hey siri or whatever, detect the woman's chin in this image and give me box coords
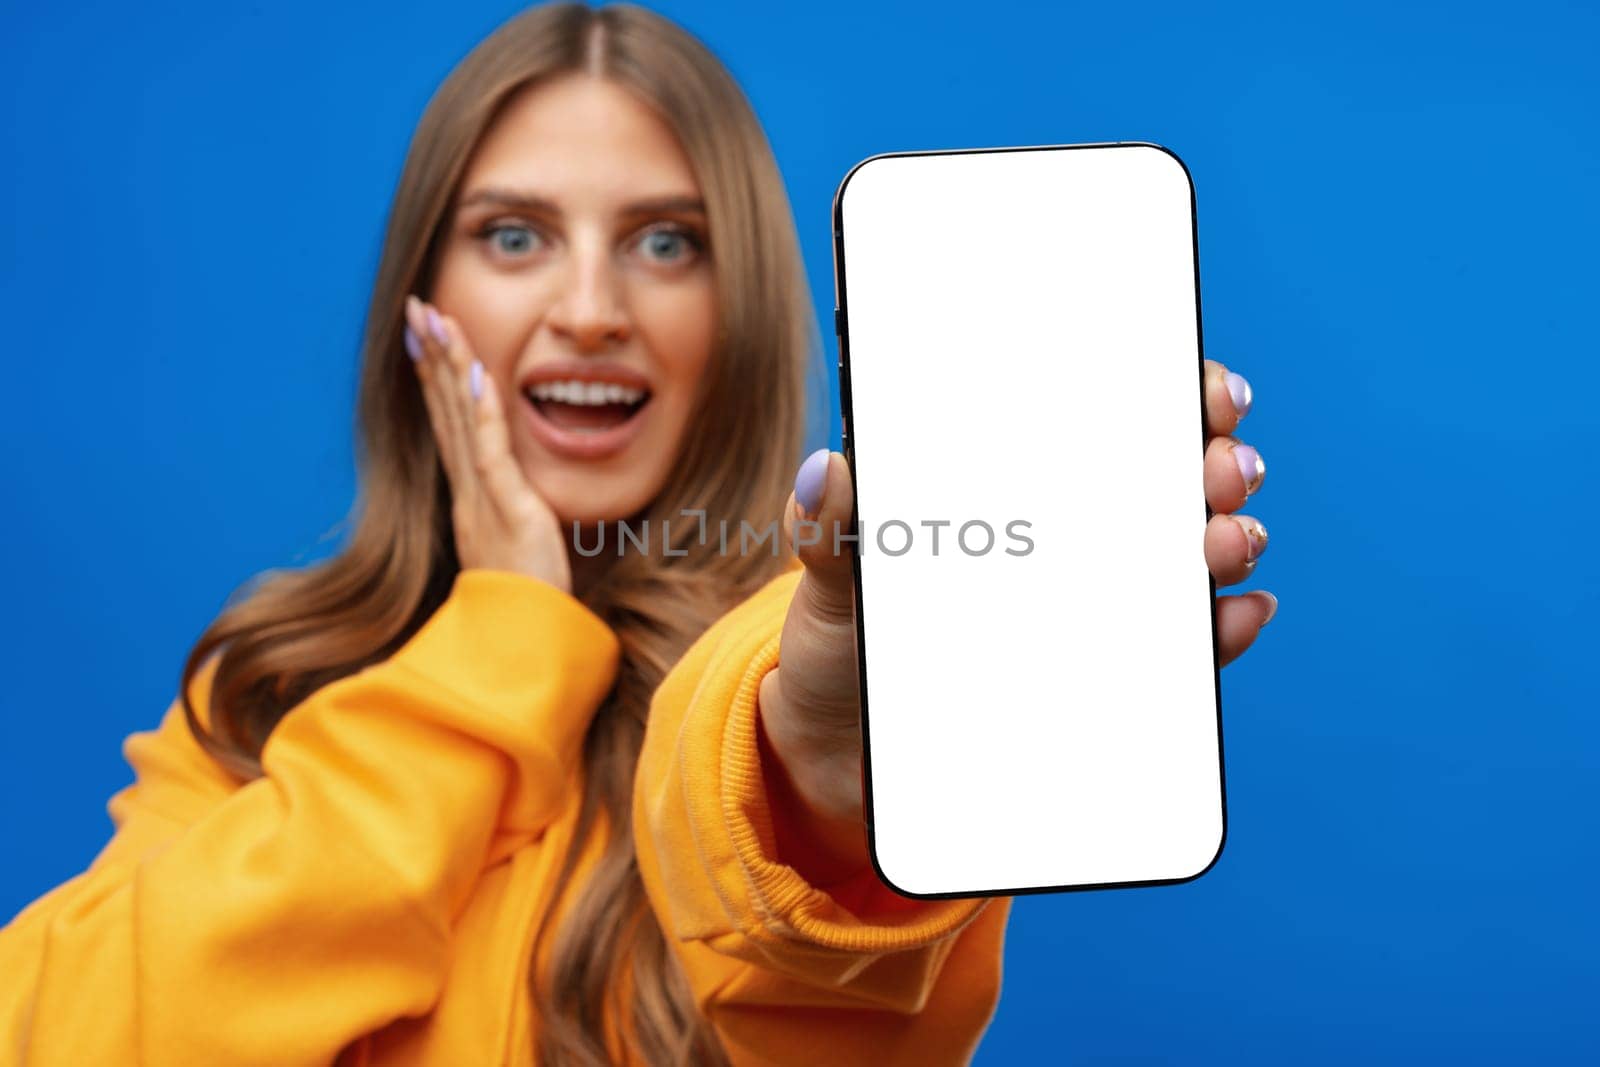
[543,492,650,529]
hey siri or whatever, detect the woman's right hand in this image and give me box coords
[404,295,571,594]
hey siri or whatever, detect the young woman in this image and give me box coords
[0,3,1275,1064]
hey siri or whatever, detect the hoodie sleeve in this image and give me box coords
[632,566,1011,1066]
[0,568,620,1067]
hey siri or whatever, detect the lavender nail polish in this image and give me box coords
[795,448,830,516]
[1233,442,1265,492]
[404,324,422,362]
[1251,591,1278,626]
[426,307,449,346]
[470,361,483,401]
[1225,371,1253,418]
[1233,515,1269,560]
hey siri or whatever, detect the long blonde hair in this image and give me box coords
[177,4,819,1062]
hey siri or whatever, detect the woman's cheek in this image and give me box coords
[637,275,717,375]
[641,390,690,482]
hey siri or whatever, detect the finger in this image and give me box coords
[426,301,470,376]
[785,448,857,622]
[412,299,479,503]
[405,303,468,490]
[1203,359,1253,437]
[419,301,475,431]
[1204,511,1269,586]
[1216,590,1277,667]
[467,362,541,524]
[1203,433,1266,514]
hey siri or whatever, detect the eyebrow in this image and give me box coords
[454,187,707,217]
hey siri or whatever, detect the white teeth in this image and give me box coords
[526,380,646,405]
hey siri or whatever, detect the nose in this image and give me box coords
[545,239,631,352]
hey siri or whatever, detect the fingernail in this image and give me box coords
[470,360,483,401]
[1233,441,1265,493]
[404,324,422,362]
[426,306,449,346]
[1232,515,1269,561]
[795,448,830,518]
[1225,371,1252,418]
[1250,590,1278,626]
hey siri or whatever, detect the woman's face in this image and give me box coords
[429,74,716,525]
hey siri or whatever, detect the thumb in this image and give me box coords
[784,448,857,620]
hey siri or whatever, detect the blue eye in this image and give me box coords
[637,227,701,264]
[481,223,542,258]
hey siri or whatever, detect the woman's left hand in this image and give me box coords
[756,358,1275,882]
[757,447,871,882]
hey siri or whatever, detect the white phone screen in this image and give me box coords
[832,143,1225,897]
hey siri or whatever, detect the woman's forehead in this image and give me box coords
[460,76,700,205]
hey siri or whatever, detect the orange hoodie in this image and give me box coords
[0,564,1009,1065]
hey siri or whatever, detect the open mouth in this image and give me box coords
[523,380,652,434]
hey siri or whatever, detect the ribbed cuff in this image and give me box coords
[716,631,988,954]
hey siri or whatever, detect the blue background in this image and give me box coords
[3,1,1596,1062]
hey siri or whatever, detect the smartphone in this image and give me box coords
[831,142,1224,898]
